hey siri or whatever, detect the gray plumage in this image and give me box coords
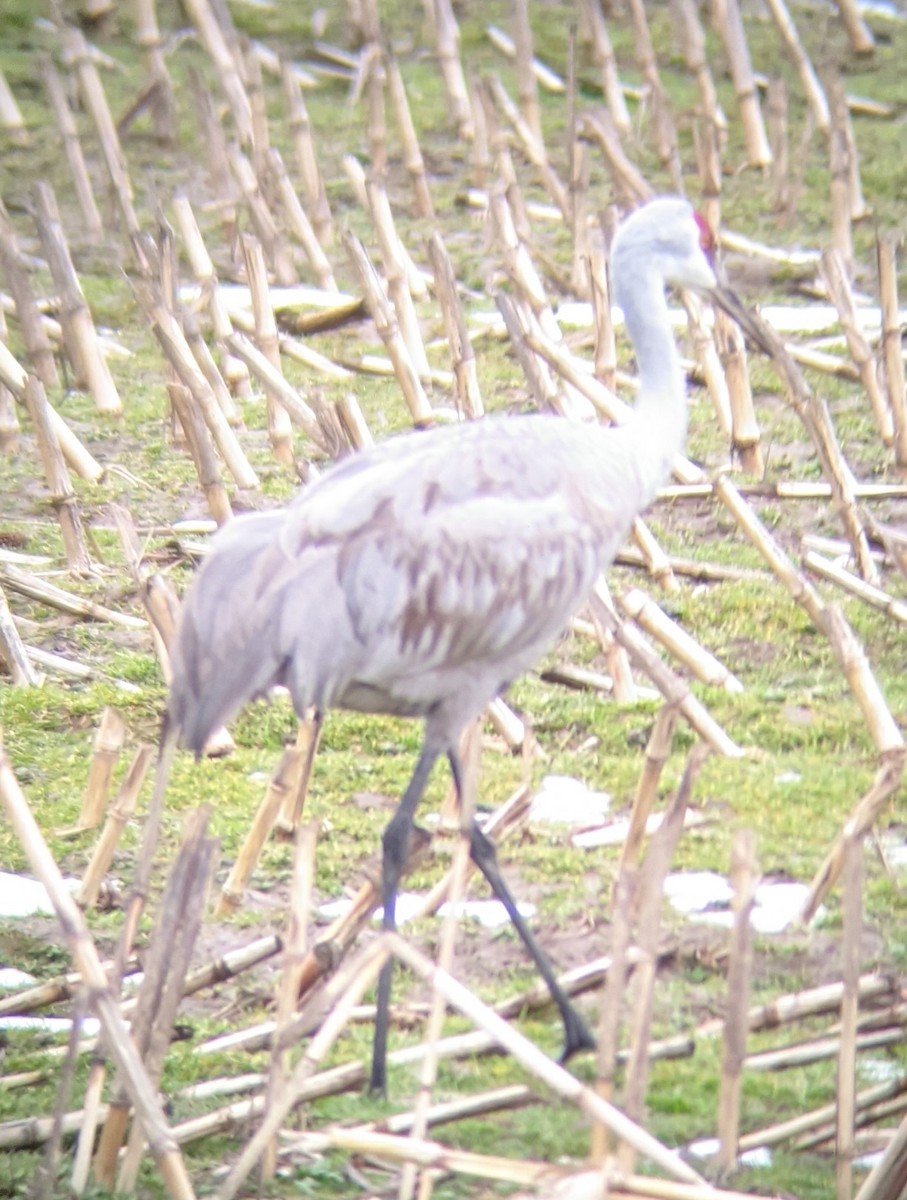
[173,415,642,750]
[166,196,726,1091]
[171,198,715,756]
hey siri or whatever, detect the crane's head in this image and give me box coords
[610,197,718,309]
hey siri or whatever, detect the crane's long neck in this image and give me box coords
[620,267,688,505]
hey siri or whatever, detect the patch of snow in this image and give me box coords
[318,893,535,929]
[859,1058,902,1084]
[664,871,732,915]
[573,808,703,849]
[853,1149,886,1171]
[664,874,820,933]
[530,776,611,827]
[750,881,812,934]
[857,0,904,19]
[438,898,536,929]
[0,967,37,990]
[0,871,80,919]
[878,832,907,871]
[687,1138,772,1167]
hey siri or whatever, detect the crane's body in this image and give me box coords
[173,411,663,753]
[166,197,728,1091]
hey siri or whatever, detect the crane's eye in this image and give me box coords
[693,211,716,264]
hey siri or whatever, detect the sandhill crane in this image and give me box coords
[165,196,748,1093]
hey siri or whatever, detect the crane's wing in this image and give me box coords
[329,492,606,672]
[273,417,639,687]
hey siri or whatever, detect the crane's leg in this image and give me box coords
[448,751,596,1062]
[370,744,440,1095]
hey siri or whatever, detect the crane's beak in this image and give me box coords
[708,283,779,359]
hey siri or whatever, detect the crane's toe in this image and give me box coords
[560,1010,597,1061]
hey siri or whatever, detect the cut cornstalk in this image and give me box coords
[876,235,907,466]
[390,935,707,1187]
[0,583,39,685]
[78,746,154,909]
[587,224,617,392]
[0,67,27,145]
[0,748,197,1200]
[426,232,483,418]
[715,308,763,475]
[179,0,252,143]
[281,63,333,245]
[828,69,869,221]
[217,746,305,917]
[0,563,142,627]
[32,182,121,415]
[227,145,296,287]
[39,55,102,237]
[0,229,59,389]
[240,233,295,465]
[837,832,863,1199]
[674,0,726,131]
[266,148,337,292]
[145,295,260,489]
[104,810,217,1192]
[429,0,473,139]
[801,750,905,923]
[261,819,318,1182]
[387,56,434,220]
[738,1078,907,1155]
[716,0,772,166]
[225,331,340,454]
[79,708,126,830]
[266,715,317,836]
[577,0,630,131]
[766,77,792,217]
[366,177,431,379]
[590,583,743,758]
[714,477,901,756]
[625,0,683,190]
[62,26,149,272]
[763,0,828,132]
[854,1112,907,1200]
[821,246,892,445]
[714,830,758,1173]
[510,0,542,140]
[736,304,877,583]
[0,307,18,454]
[619,746,709,1174]
[487,75,570,221]
[683,292,732,438]
[804,551,907,626]
[132,0,176,144]
[170,192,248,408]
[344,231,434,427]
[23,376,92,574]
[166,379,233,525]
[617,588,743,693]
[578,110,654,207]
[828,84,854,275]
[834,0,875,54]
[485,23,564,95]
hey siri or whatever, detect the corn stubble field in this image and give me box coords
[0,0,906,1197]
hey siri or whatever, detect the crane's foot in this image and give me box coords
[367,1062,388,1098]
[559,1008,597,1062]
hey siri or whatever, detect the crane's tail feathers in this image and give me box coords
[167,513,291,755]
